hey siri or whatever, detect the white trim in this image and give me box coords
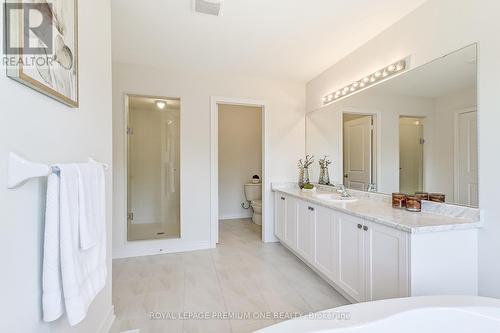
[453,106,478,204]
[210,96,270,248]
[339,108,382,190]
[97,305,116,333]
[113,240,211,259]
[219,213,254,220]
[119,93,186,258]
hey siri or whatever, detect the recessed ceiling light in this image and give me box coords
[156,101,167,109]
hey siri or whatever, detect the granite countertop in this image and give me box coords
[273,186,482,234]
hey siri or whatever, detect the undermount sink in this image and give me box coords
[314,193,358,203]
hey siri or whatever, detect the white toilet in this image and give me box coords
[244,183,262,225]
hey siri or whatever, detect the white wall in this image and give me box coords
[218,105,262,220]
[306,0,500,298]
[112,63,305,258]
[0,1,114,332]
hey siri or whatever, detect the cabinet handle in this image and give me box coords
[357,224,362,229]
[363,226,369,231]
[308,206,315,211]
[281,197,285,201]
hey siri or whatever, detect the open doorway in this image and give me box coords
[399,116,425,194]
[126,95,181,241]
[210,97,268,247]
[218,104,263,241]
[342,113,378,191]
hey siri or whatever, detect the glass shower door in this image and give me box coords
[127,95,180,241]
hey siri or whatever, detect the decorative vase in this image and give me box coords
[319,166,330,185]
[298,167,310,189]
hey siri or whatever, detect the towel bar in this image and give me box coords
[7,152,109,189]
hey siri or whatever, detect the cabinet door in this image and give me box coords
[365,222,409,301]
[337,214,365,302]
[314,206,338,280]
[296,201,315,262]
[274,194,286,241]
[284,196,297,249]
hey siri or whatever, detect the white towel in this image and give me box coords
[76,163,105,250]
[42,163,107,326]
[42,173,64,322]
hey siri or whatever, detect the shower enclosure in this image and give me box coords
[126,95,181,241]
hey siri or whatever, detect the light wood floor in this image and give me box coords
[111,219,349,333]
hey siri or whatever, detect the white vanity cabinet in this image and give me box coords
[274,192,410,303]
[284,196,298,248]
[296,200,316,262]
[337,213,367,302]
[274,194,298,248]
[314,206,338,281]
[274,194,286,241]
[365,221,409,301]
[274,190,478,303]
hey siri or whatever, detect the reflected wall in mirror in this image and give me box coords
[306,44,478,207]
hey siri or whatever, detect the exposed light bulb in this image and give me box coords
[322,58,407,105]
[156,100,167,109]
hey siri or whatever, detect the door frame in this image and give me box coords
[453,106,478,205]
[340,108,381,191]
[210,96,270,247]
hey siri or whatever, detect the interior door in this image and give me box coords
[343,116,373,191]
[456,111,478,206]
[337,214,365,302]
[399,117,424,194]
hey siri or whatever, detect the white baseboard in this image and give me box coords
[112,240,212,259]
[219,213,253,220]
[98,305,116,333]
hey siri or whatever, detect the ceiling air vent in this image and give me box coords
[194,0,223,16]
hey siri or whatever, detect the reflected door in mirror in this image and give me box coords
[456,110,478,206]
[399,117,424,194]
[344,115,373,191]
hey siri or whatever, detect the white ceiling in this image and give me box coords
[111,0,429,82]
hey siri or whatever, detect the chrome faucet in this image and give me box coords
[336,184,351,198]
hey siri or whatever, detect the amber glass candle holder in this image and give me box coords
[392,193,407,209]
[415,192,429,201]
[406,195,422,212]
[429,193,445,203]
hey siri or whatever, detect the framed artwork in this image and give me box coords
[5,0,79,107]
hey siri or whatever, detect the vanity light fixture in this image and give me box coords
[322,58,408,105]
[155,100,167,110]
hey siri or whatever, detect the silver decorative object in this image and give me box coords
[298,155,314,189]
[318,156,332,185]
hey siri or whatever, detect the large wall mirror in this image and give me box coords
[306,44,478,207]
